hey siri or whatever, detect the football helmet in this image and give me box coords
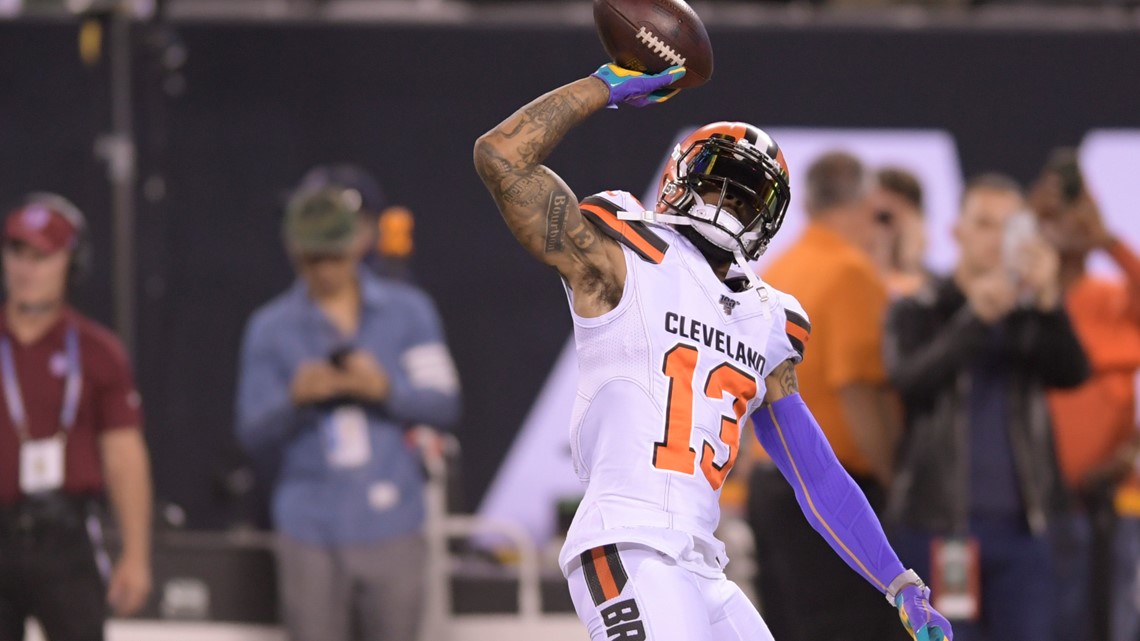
[656,122,791,261]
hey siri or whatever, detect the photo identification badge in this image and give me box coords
[20,436,65,494]
[322,405,372,469]
[930,535,981,622]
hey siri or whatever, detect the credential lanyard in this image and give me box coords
[1,325,82,443]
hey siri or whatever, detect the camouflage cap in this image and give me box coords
[282,186,363,254]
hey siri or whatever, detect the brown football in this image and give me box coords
[593,0,713,89]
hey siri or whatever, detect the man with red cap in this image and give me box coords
[0,193,152,641]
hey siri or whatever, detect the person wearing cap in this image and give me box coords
[295,163,418,281]
[0,193,152,640]
[235,187,461,641]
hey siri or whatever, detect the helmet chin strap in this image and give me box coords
[732,247,770,315]
[619,209,689,225]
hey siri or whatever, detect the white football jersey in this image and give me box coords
[558,190,810,577]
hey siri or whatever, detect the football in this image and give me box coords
[593,0,713,89]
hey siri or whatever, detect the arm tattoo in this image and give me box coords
[474,78,621,308]
[501,171,549,207]
[514,93,590,164]
[778,363,800,395]
[544,191,570,253]
[764,360,800,405]
[476,88,594,191]
[566,217,599,252]
[474,78,609,264]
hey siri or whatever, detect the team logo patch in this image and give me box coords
[719,294,739,315]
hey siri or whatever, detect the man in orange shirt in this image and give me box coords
[1032,170,1140,641]
[746,151,903,641]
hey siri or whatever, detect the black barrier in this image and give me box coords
[1,19,1138,527]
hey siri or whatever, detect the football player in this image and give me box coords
[473,64,953,641]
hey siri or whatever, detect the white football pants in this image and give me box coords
[565,542,776,641]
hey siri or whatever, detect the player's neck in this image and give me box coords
[678,226,733,281]
[5,299,65,344]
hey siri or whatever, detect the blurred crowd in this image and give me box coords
[731,148,1140,641]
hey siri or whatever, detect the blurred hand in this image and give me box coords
[1013,238,1061,310]
[107,555,151,617]
[1030,172,1113,253]
[341,350,390,403]
[964,270,1018,324]
[1070,189,1113,250]
[290,361,344,406]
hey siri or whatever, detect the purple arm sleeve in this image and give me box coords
[752,393,905,594]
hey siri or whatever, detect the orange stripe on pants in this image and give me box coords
[591,547,621,601]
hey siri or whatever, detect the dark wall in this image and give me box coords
[2,19,1138,527]
[0,23,114,320]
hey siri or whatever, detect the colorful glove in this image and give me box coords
[591,63,686,108]
[896,583,954,641]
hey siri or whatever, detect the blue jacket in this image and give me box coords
[236,269,461,544]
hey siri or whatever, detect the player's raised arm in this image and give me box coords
[473,65,684,314]
[473,77,607,270]
[756,361,953,641]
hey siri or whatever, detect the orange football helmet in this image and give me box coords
[657,122,791,261]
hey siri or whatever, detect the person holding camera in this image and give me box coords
[882,174,1089,641]
[0,193,152,641]
[235,186,461,641]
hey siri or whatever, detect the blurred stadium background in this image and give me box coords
[3,0,1140,639]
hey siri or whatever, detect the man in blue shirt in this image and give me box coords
[236,185,461,641]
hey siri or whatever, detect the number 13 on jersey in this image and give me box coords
[652,344,757,490]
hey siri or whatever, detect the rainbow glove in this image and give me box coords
[896,583,954,641]
[591,63,686,108]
